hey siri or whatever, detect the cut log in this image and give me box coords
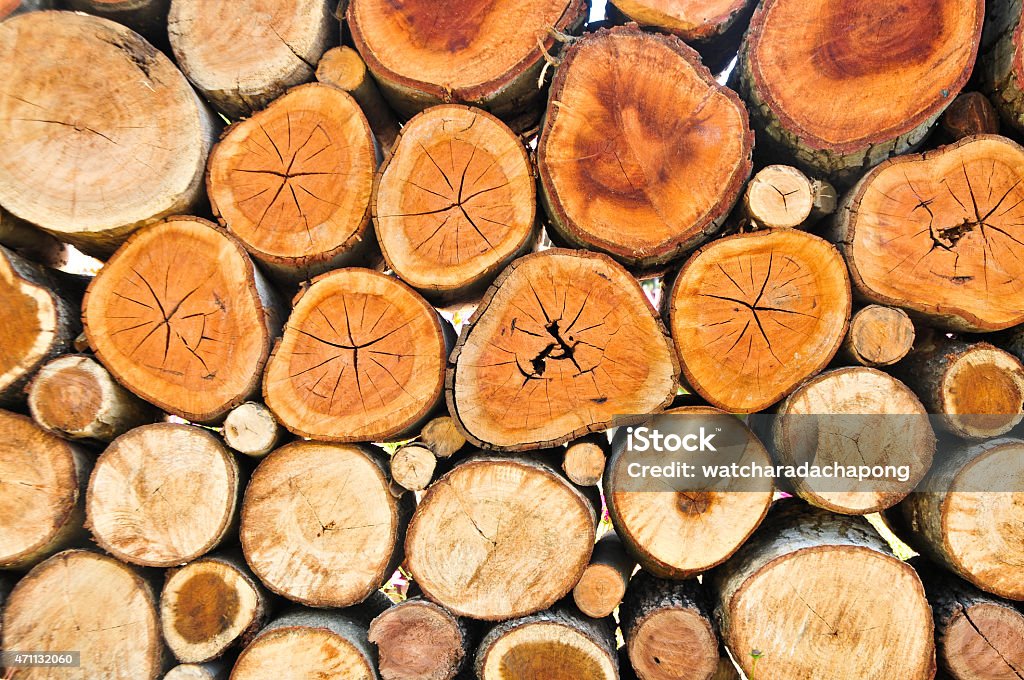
[164,662,229,680]
[898,438,1024,601]
[83,217,283,423]
[940,92,1001,141]
[914,559,1024,680]
[447,249,679,451]
[207,83,378,284]
[891,333,1024,439]
[240,441,412,607]
[347,0,589,128]
[0,207,66,268]
[741,165,836,230]
[161,551,269,663]
[619,571,719,680]
[86,424,239,568]
[263,268,450,442]
[667,229,851,413]
[0,12,217,256]
[28,354,159,442]
[316,46,401,150]
[738,0,982,184]
[830,135,1024,331]
[840,305,916,367]
[405,455,597,620]
[605,407,774,578]
[390,444,437,492]
[980,1,1024,133]
[374,104,536,302]
[222,401,282,459]
[1,550,165,679]
[0,0,55,19]
[766,367,935,515]
[562,433,610,487]
[419,415,467,459]
[167,0,333,120]
[712,500,936,679]
[537,25,752,268]
[64,0,170,43]
[572,530,635,619]
[368,597,474,680]
[0,245,80,407]
[606,0,755,72]
[231,609,376,680]
[473,604,618,680]
[0,410,90,570]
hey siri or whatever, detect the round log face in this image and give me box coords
[944,442,1024,600]
[0,411,80,568]
[208,84,376,274]
[611,0,750,40]
[943,602,1024,678]
[745,0,981,152]
[86,424,238,567]
[84,218,273,422]
[168,0,331,119]
[161,558,263,663]
[478,621,616,680]
[28,356,104,435]
[669,230,851,413]
[406,458,596,620]
[573,564,625,619]
[727,547,935,679]
[842,136,1024,331]
[2,550,162,680]
[348,0,584,101]
[775,368,935,514]
[538,26,752,267]
[375,105,535,300]
[744,165,814,229]
[263,269,446,441]
[0,12,212,253]
[368,600,466,680]
[607,407,773,577]
[448,249,678,451]
[232,627,374,680]
[628,609,718,680]
[240,442,401,607]
[941,346,1024,438]
[845,305,914,367]
[0,250,58,397]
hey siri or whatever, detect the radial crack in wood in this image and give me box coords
[447,249,679,451]
[83,217,282,423]
[240,441,411,608]
[405,455,597,620]
[208,83,377,284]
[374,105,536,302]
[538,25,752,268]
[738,0,982,183]
[264,268,449,442]
[668,229,851,413]
[0,11,217,256]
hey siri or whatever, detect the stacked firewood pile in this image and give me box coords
[0,0,1023,678]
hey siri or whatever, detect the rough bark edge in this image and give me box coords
[737,0,982,184]
[368,596,475,680]
[347,0,590,128]
[538,24,754,268]
[239,441,415,608]
[980,0,1024,133]
[83,216,283,423]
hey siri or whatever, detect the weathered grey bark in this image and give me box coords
[979,0,1024,133]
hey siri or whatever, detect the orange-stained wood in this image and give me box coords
[263,268,449,442]
[208,83,377,282]
[83,217,281,422]
[831,135,1024,332]
[447,249,679,451]
[374,105,536,302]
[610,0,751,41]
[668,229,851,413]
[538,25,752,268]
